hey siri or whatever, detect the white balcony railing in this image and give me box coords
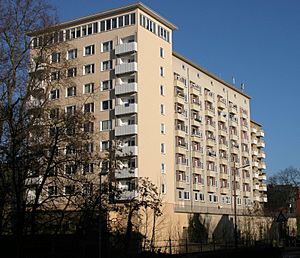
[115,103,138,115]
[115,42,137,55]
[115,82,138,95]
[115,62,138,75]
[117,146,138,156]
[115,124,138,136]
[115,168,138,179]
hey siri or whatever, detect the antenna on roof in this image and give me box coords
[232,76,236,85]
[241,83,245,92]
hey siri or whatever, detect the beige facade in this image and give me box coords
[29,2,267,239]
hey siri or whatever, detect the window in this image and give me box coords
[64,185,75,195]
[160,123,165,134]
[66,86,76,97]
[101,120,112,131]
[101,100,112,110]
[161,143,165,154]
[51,71,60,81]
[83,121,94,133]
[160,66,165,77]
[48,186,57,196]
[160,104,165,115]
[184,191,190,200]
[161,163,165,173]
[101,60,112,71]
[160,85,165,96]
[84,45,95,56]
[67,49,77,60]
[85,142,94,153]
[101,80,112,91]
[160,47,164,58]
[49,108,59,119]
[178,190,183,199]
[82,183,93,195]
[161,183,166,194]
[50,89,59,99]
[83,163,94,174]
[84,103,94,113]
[83,64,95,75]
[67,67,77,77]
[102,41,113,52]
[65,164,76,175]
[51,52,60,63]
[84,83,94,94]
[101,140,110,151]
[65,105,76,115]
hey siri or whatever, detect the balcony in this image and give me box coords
[257,141,265,148]
[252,149,258,156]
[175,146,187,155]
[191,150,203,158]
[206,123,215,132]
[262,196,268,202]
[259,162,266,170]
[253,184,260,190]
[115,62,138,75]
[220,187,230,194]
[252,138,258,145]
[115,124,138,136]
[176,163,187,171]
[259,173,267,181]
[219,142,228,150]
[219,157,228,165]
[115,82,137,95]
[115,168,138,179]
[241,138,249,144]
[231,147,239,154]
[243,191,251,197]
[115,103,137,116]
[260,184,267,192]
[206,170,217,177]
[115,42,137,55]
[218,114,227,123]
[207,185,217,193]
[204,108,215,117]
[204,92,214,102]
[217,99,226,110]
[253,195,261,202]
[116,146,138,156]
[176,129,186,138]
[175,112,186,121]
[229,106,238,114]
[253,171,259,179]
[25,176,43,185]
[218,128,227,137]
[257,130,265,137]
[252,161,259,168]
[258,151,266,159]
[193,183,203,191]
[176,181,186,189]
[230,134,239,141]
[220,172,229,180]
[192,167,203,174]
[175,95,185,105]
[174,79,185,89]
[251,127,257,134]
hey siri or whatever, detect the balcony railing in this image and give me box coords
[115,82,137,95]
[115,103,138,115]
[115,124,138,136]
[115,168,138,179]
[116,146,138,156]
[115,62,138,75]
[115,42,137,55]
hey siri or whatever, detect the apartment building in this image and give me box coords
[29,2,267,237]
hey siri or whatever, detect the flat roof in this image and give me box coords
[28,2,177,36]
[173,51,251,99]
[250,119,263,127]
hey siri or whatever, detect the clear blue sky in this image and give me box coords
[48,0,300,176]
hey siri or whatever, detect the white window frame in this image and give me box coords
[160,85,165,96]
[101,100,112,111]
[83,64,95,75]
[101,60,112,71]
[160,47,165,58]
[83,83,94,94]
[160,123,165,134]
[101,40,113,52]
[101,80,112,91]
[84,44,95,56]
[100,120,112,131]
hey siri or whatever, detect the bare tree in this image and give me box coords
[0,0,98,240]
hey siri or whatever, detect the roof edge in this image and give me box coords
[172,51,251,99]
[28,2,177,36]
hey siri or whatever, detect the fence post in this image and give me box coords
[169,238,172,255]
